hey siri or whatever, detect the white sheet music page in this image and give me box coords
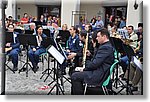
[48,45,65,64]
[132,56,143,71]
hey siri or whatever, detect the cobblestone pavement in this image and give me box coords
[0,52,142,95]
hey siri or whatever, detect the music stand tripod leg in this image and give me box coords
[5,64,15,73]
[47,61,65,95]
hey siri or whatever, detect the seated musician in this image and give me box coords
[110,26,121,39]
[67,26,82,53]
[123,31,143,91]
[5,24,20,71]
[29,22,36,34]
[71,29,114,95]
[67,30,94,67]
[28,25,47,73]
[119,25,138,77]
[64,26,82,75]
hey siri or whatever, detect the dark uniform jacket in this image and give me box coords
[84,41,114,85]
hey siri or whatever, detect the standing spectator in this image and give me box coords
[119,17,126,28]
[21,13,29,24]
[95,16,104,30]
[39,15,46,25]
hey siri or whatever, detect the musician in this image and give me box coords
[68,31,94,63]
[5,24,20,71]
[119,25,138,75]
[57,24,70,47]
[84,24,93,38]
[29,22,36,34]
[67,26,82,53]
[64,26,82,75]
[71,29,114,95]
[28,25,47,73]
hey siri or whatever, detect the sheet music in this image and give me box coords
[132,56,143,71]
[48,45,65,64]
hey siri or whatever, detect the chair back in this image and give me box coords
[102,52,119,87]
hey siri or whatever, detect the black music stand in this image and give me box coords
[32,21,42,26]
[14,29,22,34]
[24,30,34,34]
[116,44,135,95]
[47,44,66,95]
[5,32,15,73]
[18,34,37,77]
[110,37,125,89]
[43,29,52,38]
[53,43,71,92]
[40,37,56,82]
[57,30,70,48]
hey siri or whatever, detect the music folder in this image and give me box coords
[47,45,65,64]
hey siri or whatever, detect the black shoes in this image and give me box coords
[131,86,138,91]
[13,67,18,71]
[32,66,39,73]
[13,65,18,71]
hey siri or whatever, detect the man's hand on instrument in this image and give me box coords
[5,47,12,52]
[86,50,91,56]
[6,43,11,47]
[33,48,37,52]
[67,52,76,59]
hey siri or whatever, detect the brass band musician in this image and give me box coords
[71,29,114,95]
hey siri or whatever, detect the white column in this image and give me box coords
[61,0,80,28]
[5,0,16,19]
[126,0,143,29]
[0,9,1,20]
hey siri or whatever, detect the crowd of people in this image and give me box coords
[3,12,143,95]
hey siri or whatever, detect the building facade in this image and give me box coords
[1,0,143,29]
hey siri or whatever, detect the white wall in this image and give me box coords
[0,9,1,20]
[126,0,143,29]
[5,0,13,18]
[61,0,80,28]
[80,3,105,23]
[17,4,37,21]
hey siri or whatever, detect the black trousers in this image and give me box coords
[71,71,87,95]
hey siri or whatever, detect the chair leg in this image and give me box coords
[102,86,106,95]
[102,86,109,95]
[84,84,88,95]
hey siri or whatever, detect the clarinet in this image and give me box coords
[82,33,89,69]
